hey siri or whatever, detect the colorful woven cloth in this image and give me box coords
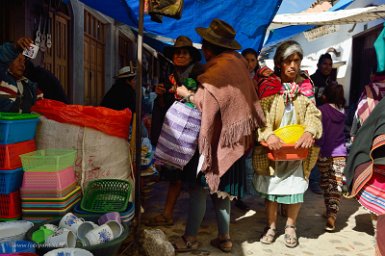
[356,165,385,215]
[348,134,385,215]
[355,75,385,125]
[280,80,315,104]
[256,66,281,99]
[256,66,315,104]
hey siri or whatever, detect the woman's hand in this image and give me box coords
[295,131,314,149]
[176,85,191,98]
[266,134,284,150]
[155,83,166,95]
[16,37,33,51]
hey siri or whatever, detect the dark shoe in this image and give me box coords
[235,199,250,211]
[210,237,232,253]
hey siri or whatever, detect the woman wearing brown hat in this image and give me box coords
[175,19,265,253]
[147,35,203,227]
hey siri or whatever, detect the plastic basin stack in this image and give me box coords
[0,113,40,221]
[20,149,80,223]
[73,179,134,225]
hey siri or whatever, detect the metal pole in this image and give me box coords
[134,0,144,241]
[120,0,144,251]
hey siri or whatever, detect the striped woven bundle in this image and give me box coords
[155,101,201,169]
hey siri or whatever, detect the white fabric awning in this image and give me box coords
[273,4,385,25]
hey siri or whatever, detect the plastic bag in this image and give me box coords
[32,99,132,139]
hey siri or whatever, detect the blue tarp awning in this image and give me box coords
[78,0,282,52]
[263,0,354,48]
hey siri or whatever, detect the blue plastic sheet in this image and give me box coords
[78,0,282,52]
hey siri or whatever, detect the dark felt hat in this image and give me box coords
[164,36,201,62]
[196,18,241,50]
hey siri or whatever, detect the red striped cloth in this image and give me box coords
[354,135,385,215]
[256,66,315,103]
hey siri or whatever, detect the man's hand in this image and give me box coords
[295,131,314,149]
[15,37,34,51]
[266,134,284,150]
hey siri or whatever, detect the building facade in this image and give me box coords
[0,0,158,105]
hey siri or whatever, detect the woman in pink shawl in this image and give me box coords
[173,19,265,253]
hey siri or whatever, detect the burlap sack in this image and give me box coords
[35,116,133,190]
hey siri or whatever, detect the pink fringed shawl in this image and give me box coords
[194,51,265,192]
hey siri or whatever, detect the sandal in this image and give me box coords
[284,225,298,248]
[172,236,200,253]
[145,213,174,226]
[260,226,276,244]
[210,237,232,253]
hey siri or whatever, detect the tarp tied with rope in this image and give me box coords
[78,0,282,51]
[272,4,385,25]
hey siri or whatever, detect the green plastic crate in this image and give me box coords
[0,112,39,120]
[20,149,76,172]
[81,179,131,213]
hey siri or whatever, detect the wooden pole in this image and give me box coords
[134,0,144,240]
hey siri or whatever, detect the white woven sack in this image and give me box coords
[35,116,133,190]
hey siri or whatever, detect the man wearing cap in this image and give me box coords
[100,65,137,112]
[0,37,40,113]
[175,19,265,252]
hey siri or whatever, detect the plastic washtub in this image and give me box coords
[20,182,77,199]
[0,118,39,144]
[73,201,134,224]
[0,140,36,170]
[80,179,131,213]
[0,240,36,254]
[261,142,309,161]
[0,220,34,242]
[273,124,305,144]
[0,168,24,194]
[21,166,76,191]
[20,149,76,172]
[25,216,130,256]
[44,248,93,256]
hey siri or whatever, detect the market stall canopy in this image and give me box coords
[263,0,354,48]
[78,0,282,51]
[272,4,385,25]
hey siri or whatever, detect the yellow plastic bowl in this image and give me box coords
[273,124,305,144]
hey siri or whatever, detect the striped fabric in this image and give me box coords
[155,101,201,169]
[355,76,385,126]
[356,165,385,215]
[354,135,385,215]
